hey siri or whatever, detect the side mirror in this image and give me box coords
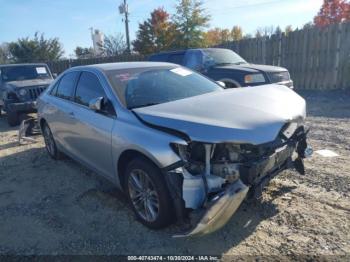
[89,97,104,111]
[52,73,58,79]
[216,81,226,87]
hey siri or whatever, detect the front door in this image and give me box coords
[69,71,115,178]
[49,71,80,153]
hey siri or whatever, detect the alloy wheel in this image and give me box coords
[128,169,160,222]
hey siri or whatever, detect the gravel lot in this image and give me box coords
[0,90,349,258]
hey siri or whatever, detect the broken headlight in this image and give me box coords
[170,143,189,161]
[171,142,203,174]
[170,142,243,177]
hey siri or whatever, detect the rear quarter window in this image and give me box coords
[49,80,60,95]
[55,72,80,100]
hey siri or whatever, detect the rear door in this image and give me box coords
[48,71,80,153]
[70,71,115,178]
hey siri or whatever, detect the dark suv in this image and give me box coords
[149,48,293,89]
[0,63,54,126]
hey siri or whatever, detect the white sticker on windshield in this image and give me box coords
[36,67,47,74]
[170,67,192,77]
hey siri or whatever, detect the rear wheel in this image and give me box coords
[7,110,20,126]
[42,122,61,160]
[125,158,174,229]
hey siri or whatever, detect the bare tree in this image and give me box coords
[99,33,127,56]
[255,26,275,38]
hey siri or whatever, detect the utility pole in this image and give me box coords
[119,0,131,54]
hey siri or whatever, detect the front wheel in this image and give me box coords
[125,158,174,229]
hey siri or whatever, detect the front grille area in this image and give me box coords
[28,87,46,100]
[268,71,290,83]
[240,124,304,162]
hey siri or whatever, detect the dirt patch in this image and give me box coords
[0,90,349,257]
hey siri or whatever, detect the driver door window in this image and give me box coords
[75,72,107,107]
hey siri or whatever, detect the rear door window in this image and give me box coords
[56,72,79,100]
[75,72,106,107]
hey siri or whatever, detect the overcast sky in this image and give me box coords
[0,0,323,57]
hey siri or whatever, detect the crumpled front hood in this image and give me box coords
[5,79,52,89]
[133,84,306,145]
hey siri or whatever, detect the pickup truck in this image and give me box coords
[149,48,293,89]
[0,63,54,126]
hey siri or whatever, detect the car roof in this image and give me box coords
[73,61,178,72]
[0,63,49,68]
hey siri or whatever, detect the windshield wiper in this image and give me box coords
[233,61,247,65]
[128,102,160,110]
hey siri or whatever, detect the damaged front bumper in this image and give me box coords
[174,179,249,237]
[165,126,311,238]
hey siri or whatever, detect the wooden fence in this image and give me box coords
[217,22,350,89]
[47,22,350,90]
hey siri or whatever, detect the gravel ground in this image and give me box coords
[0,90,349,258]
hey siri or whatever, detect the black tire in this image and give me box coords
[42,122,61,160]
[125,157,174,229]
[7,110,20,126]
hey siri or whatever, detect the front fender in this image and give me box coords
[111,113,186,185]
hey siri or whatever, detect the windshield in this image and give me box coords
[0,65,51,82]
[107,66,223,109]
[202,49,247,66]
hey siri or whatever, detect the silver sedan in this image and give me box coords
[37,62,311,237]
